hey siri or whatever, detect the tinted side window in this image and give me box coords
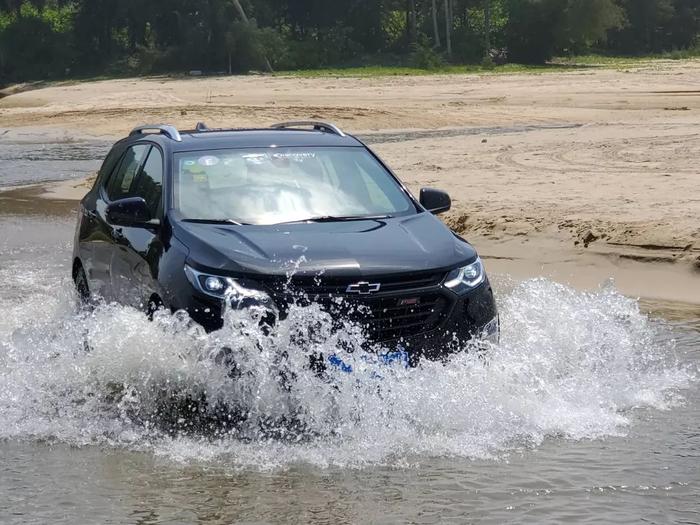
[96,146,124,187]
[131,147,163,217]
[106,144,149,201]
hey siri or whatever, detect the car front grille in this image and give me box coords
[287,270,445,296]
[268,271,451,342]
[358,293,449,342]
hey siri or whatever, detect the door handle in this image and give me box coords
[84,209,98,219]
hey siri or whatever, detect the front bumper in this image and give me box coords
[382,279,498,361]
[180,276,498,361]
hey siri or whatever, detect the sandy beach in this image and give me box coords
[1,60,698,303]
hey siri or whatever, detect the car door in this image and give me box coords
[95,143,150,301]
[78,144,124,297]
[110,145,165,308]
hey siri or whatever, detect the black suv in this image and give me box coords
[72,121,498,360]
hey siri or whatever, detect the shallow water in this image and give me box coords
[1,137,699,523]
[0,212,698,524]
[0,130,108,186]
[0,125,583,188]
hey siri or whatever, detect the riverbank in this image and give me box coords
[1,59,698,303]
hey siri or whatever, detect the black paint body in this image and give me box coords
[72,127,498,360]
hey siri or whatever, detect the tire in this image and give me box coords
[146,295,164,320]
[74,265,91,306]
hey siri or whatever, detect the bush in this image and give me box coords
[504,0,560,63]
[409,40,445,69]
[451,26,487,63]
[282,24,364,69]
[0,13,73,80]
[505,0,624,63]
[257,28,292,71]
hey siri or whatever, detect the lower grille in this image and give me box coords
[358,293,448,341]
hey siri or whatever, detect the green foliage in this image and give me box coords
[562,0,624,51]
[256,27,290,70]
[409,39,446,69]
[382,9,408,49]
[451,25,488,63]
[608,0,700,53]
[0,0,699,81]
[276,62,578,78]
[0,1,75,80]
[505,0,624,62]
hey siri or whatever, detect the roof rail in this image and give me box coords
[191,122,246,133]
[271,121,346,137]
[130,124,182,142]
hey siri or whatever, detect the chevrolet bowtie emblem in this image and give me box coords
[346,281,381,295]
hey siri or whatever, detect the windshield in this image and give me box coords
[173,147,415,225]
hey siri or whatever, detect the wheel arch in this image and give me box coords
[72,257,84,280]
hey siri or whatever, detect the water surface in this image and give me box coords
[0,137,698,524]
[0,213,697,524]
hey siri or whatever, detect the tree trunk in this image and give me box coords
[444,0,452,58]
[432,0,441,48]
[484,0,492,58]
[231,0,274,73]
[407,0,418,45]
[231,0,249,23]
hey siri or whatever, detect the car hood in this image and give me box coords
[173,213,477,277]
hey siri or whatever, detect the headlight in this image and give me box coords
[184,265,275,310]
[444,257,486,293]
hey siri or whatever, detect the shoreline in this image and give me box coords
[1,177,698,306]
[1,62,697,305]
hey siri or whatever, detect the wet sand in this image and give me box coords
[1,60,698,303]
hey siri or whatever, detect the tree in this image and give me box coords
[432,0,441,47]
[561,0,624,53]
[609,0,698,53]
[444,0,452,57]
[0,4,74,80]
[1,0,699,81]
[484,0,492,58]
[407,0,418,44]
[504,0,623,63]
[232,0,273,72]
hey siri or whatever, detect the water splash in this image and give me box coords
[0,273,693,470]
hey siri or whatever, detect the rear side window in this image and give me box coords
[106,144,149,201]
[131,147,163,217]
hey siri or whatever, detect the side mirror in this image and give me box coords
[106,197,153,227]
[419,188,451,215]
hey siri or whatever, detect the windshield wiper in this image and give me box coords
[182,218,250,226]
[273,214,393,226]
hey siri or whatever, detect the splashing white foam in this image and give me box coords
[0,271,693,470]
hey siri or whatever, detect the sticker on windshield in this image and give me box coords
[198,155,220,167]
[241,153,268,164]
[272,152,316,161]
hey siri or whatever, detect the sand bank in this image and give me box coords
[1,60,698,303]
